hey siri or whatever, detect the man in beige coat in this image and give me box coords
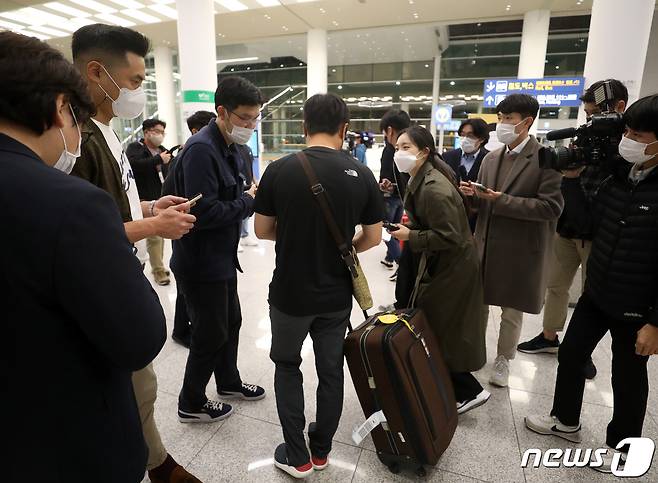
[461,94,564,387]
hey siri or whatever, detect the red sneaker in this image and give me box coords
[311,455,329,471]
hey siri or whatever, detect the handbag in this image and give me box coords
[297,151,374,312]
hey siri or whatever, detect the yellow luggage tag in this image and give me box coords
[377,313,418,338]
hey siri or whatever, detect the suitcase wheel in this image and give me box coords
[415,466,427,477]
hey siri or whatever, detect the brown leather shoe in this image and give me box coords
[148,465,203,483]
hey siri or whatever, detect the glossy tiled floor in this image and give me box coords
[142,238,658,482]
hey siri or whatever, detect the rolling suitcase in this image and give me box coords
[345,309,458,476]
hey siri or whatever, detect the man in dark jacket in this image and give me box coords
[379,109,410,280]
[172,76,265,424]
[1,31,165,482]
[443,118,490,232]
[525,94,658,474]
[517,80,628,381]
[127,118,172,285]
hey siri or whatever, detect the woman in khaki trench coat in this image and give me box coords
[390,126,489,415]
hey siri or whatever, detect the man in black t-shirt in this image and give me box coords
[255,93,383,478]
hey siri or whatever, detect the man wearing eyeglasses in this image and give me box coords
[127,118,173,286]
[171,76,265,424]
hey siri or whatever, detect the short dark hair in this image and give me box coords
[142,118,165,131]
[379,109,411,133]
[72,24,150,63]
[624,94,658,138]
[580,79,628,104]
[458,118,490,143]
[214,76,264,111]
[496,94,540,122]
[186,111,216,133]
[0,32,95,135]
[303,93,350,136]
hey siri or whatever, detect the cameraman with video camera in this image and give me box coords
[525,93,658,473]
[518,80,628,381]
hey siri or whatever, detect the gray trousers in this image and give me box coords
[269,305,351,466]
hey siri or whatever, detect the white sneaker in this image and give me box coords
[591,447,625,474]
[237,244,244,253]
[524,414,582,443]
[457,389,491,415]
[240,236,259,247]
[489,355,510,387]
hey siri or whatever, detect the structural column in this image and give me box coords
[429,54,441,138]
[581,0,654,123]
[153,45,180,146]
[518,9,550,134]
[306,29,327,98]
[176,0,217,138]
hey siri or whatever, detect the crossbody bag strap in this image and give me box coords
[296,151,352,258]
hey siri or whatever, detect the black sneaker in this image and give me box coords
[584,357,597,380]
[517,332,560,354]
[218,382,265,401]
[380,260,394,269]
[274,443,313,478]
[178,399,233,423]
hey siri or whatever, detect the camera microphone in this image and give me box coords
[546,127,578,141]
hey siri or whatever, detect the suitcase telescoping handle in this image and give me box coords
[346,310,369,334]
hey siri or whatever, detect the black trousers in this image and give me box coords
[551,292,649,449]
[269,304,351,467]
[451,372,483,402]
[178,277,242,411]
[172,286,191,338]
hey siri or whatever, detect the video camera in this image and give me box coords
[538,81,625,171]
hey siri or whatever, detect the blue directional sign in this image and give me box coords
[433,104,453,128]
[483,77,585,108]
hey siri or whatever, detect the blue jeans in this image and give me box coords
[384,197,404,263]
[241,217,250,238]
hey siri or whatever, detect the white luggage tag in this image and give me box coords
[352,410,387,445]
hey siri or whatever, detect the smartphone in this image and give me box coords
[470,182,490,193]
[188,193,203,206]
[383,221,400,232]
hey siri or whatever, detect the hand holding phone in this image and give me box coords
[470,182,490,193]
[383,222,400,232]
[188,193,203,207]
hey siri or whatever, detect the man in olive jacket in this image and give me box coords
[461,94,564,388]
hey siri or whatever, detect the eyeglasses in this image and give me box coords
[148,129,165,135]
[228,110,261,127]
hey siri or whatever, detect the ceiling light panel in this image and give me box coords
[27,24,71,37]
[147,4,178,19]
[70,0,117,14]
[121,9,161,23]
[43,2,93,17]
[257,0,281,5]
[215,0,249,11]
[95,12,136,26]
[0,7,67,27]
[109,0,145,7]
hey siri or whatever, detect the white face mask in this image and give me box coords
[147,133,165,146]
[98,65,146,120]
[460,136,479,154]
[53,105,81,174]
[496,119,527,146]
[228,124,254,145]
[618,136,658,165]
[394,150,420,173]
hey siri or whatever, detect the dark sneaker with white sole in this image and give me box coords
[457,389,491,415]
[525,414,582,443]
[517,332,560,354]
[218,382,265,401]
[307,422,330,470]
[274,443,313,478]
[178,399,233,423]
[380,259,394,269]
